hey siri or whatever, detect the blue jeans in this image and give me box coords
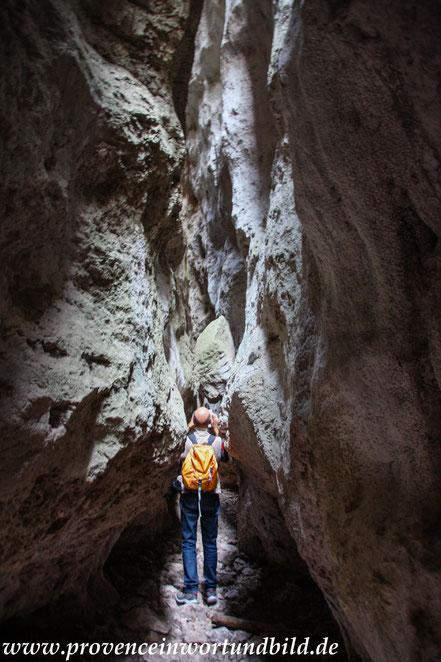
[179,492,220,592]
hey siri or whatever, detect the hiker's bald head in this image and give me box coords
[193,407,212,427]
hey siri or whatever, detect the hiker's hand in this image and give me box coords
[210,412,220,435]
[187,415,195,432]
[218,418,228,439]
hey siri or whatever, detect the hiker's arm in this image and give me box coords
[186,415,195,433]
[211,413,220,436]
[166,440,189,498]
[174,438,192,492]
[180,438,192,462]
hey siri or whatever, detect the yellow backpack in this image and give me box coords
[181,434,219,493]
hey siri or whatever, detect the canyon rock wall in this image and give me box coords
[0,0,195,621]
[184,0,441,660]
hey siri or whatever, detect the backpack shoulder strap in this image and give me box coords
[188,432,197,445]
[207,434,216,446]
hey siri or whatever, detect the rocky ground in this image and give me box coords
[1,489,346,661]
[91,490,345,661]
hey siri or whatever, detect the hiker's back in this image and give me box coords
[181,428,224,495]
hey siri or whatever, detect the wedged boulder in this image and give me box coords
[195,315,235,405]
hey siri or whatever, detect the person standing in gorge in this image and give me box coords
[175,406,229,606]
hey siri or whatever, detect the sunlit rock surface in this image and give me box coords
[0,0,194,620]
[184,0,441,660]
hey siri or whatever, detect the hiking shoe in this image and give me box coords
[205,587,217,606]
[175,589,198,605]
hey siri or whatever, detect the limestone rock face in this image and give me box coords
[0,0,194,620]
[184,0,441,660]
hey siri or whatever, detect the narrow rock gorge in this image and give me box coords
[1,1,440,661]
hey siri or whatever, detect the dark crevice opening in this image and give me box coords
[170,0,205,135]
